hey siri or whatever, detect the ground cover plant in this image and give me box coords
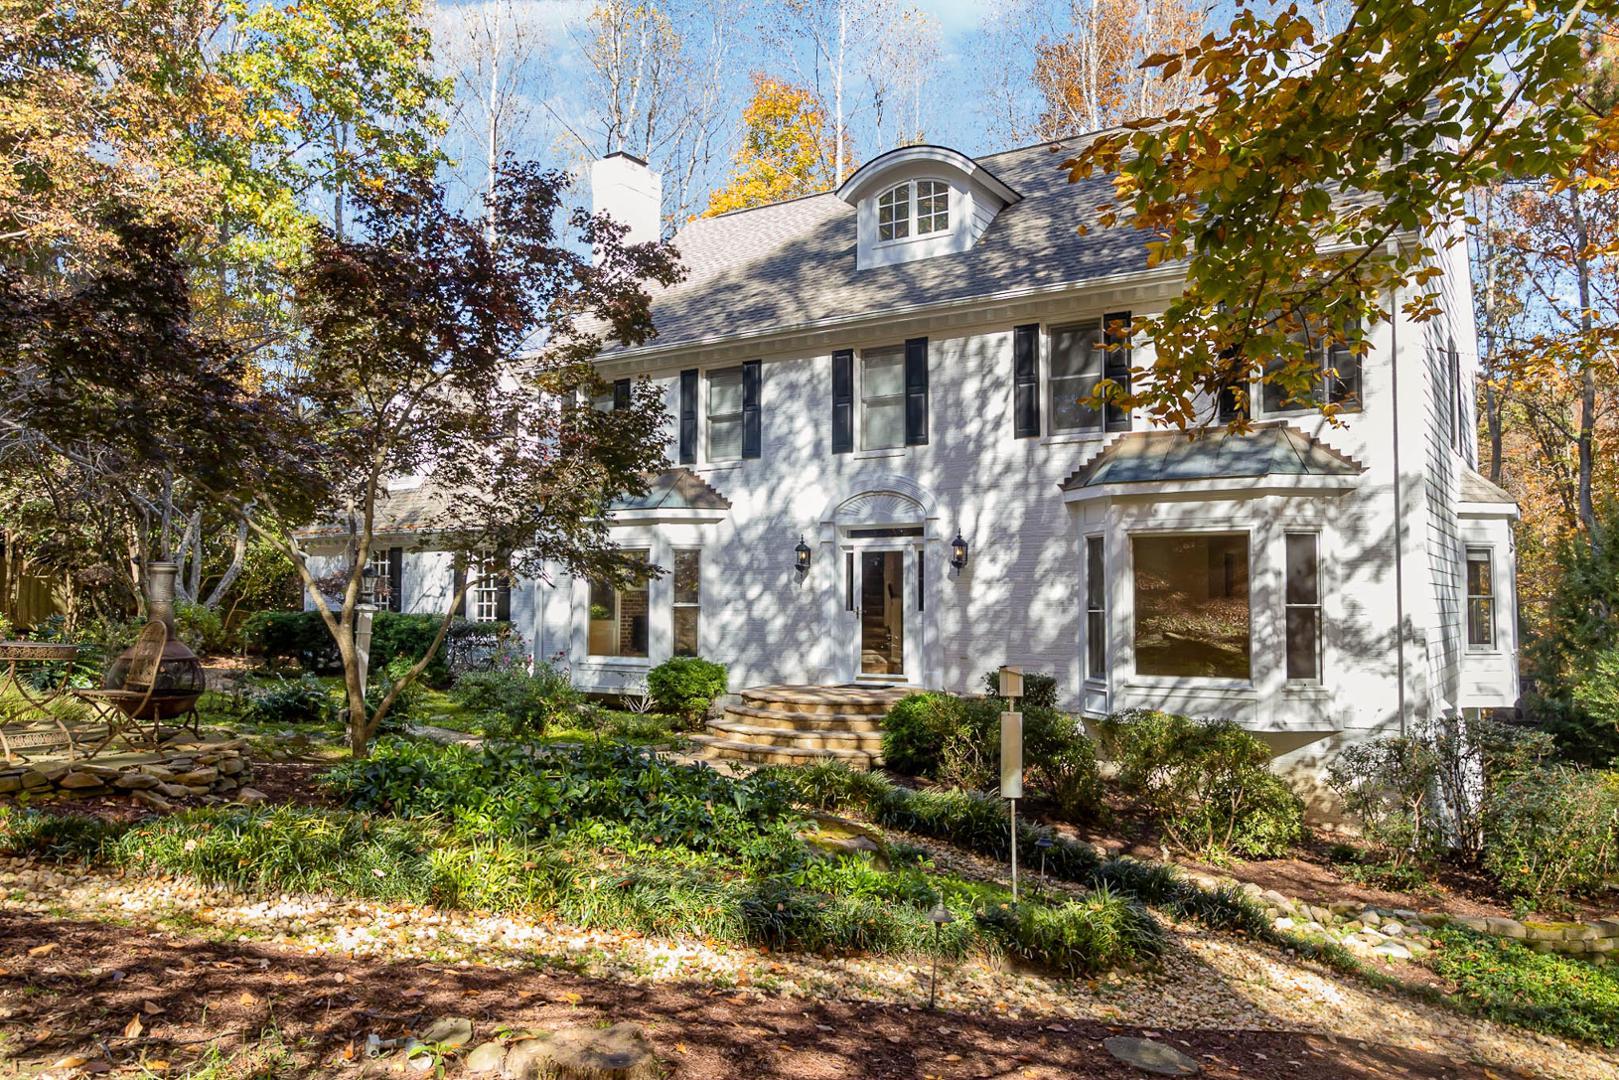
[1430,927,1619,1047]
[0,742,1163,977]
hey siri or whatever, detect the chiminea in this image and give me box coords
[102,561,206,719]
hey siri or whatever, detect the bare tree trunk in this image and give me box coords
[1570,188,1598,556]
[203,517,250,609]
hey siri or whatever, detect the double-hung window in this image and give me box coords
[1466,547,1495,649]
[707,367,744,461]
[1049,322,1106,435]
[861,346,906,449]
[470,553,502,623]
[1262,330,1362,414]
[1284,533,1322,681]
[673,549,701,657]
[1085,536,1106,681]
[588,550,650,658]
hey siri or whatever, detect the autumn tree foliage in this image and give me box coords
[1031,0,1203,137]
[703,75,847,216]
[1061,0,1614,431]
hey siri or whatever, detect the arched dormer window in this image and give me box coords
[877,180,950,242]
[838,145,1020,269]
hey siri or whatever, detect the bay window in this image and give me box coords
[1467,547,1495,649]
[1133,534,1251,679]
[673,549,701,657]
[1285,533,1322,681]
[1085,536,1106,680]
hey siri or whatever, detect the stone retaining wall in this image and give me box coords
[0,740,258,812]
[1187,872,1619,963]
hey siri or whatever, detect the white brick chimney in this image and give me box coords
[590,152,662,260]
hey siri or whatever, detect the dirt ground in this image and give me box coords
[0,911,1534,1080]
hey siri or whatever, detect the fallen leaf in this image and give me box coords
[147,1061,171,1073]
[944,1054,962,1062]
[342,1041,356,1062]
[559,992,582,1006]
[238,992,259,1007]
[675,1043,688,1054]
[83,1060,112,1074]
[27,943,57,957]
[123,1015,144,1039]
[48,1055,88,1069]
[142,1001,164,1016]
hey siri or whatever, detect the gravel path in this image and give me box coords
[3,855,1616,1079]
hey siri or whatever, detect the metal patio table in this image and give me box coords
[0,640,82,761]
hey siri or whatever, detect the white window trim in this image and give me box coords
[1039,320,1132,443]
[874,179,951,247]
[1083,533,1107,686]
[1465,545,1498,654]
[672,547,701,658]
[857,345,908,452]
[703,365,745,465]
[1283,530,1324,684]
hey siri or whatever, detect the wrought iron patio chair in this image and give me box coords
[73,620,167,756]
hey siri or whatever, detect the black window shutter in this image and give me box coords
[741,360,762,459]
[387,547,403,613]
[451,559,467,618]
[678,369,698,464]
[904,337,929,446]
[831,350,854,454]
[1103,311,1132,432]
[1327,340,1361,409]
[613,378,631,411]
[1013,324,1040,438]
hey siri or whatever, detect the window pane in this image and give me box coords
[674,550,700,605]
[708,416,743,461]
[1050,324,1104,434]
[863,349,905,396]
[674,607,699,657]
[1286,608,1320,680]
[878,185,910,241]
[1133,534,1251,679]
[916,179,948,233]
[863,400,905,449]
[1285,534,1318,605]
[1086,537,1105,609]
[708,368,743,415]
[1087,610,1106,680]
[1467,553,1492,597]
[1468,598,1494,647]
[588,579,617,655]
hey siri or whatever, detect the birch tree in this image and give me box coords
[775,0,896,184]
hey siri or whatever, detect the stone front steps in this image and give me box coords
[689,684,910,769]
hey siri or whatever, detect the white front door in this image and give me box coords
[842,539,925,685]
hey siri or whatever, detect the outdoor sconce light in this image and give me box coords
[949,531,969,573]
[794,534,812,576]
[359,565,378,607]
[927,901,955,1009]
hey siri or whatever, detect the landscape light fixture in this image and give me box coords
[1035,835,1054,879]
[949,531,969,573]
[794,535,813,576]
[928,901,955,1010]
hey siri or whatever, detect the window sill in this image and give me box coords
[696,461,743,474]
[1120,676,1257,694]
[854,447,908,460]
[1465,647,1502,657]
[582,656,652,667]
[1041,430,1110,446]
[1282,682,1331,696]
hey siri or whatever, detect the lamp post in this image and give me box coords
[927,901,954,1010]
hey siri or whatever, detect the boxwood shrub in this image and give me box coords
[645,656,727,726]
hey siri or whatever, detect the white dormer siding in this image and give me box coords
[837,145,1021,270]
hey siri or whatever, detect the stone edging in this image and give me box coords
[1186,872,1618,964]
[0,739,259,812]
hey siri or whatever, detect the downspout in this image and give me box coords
[1389,282,1408,737]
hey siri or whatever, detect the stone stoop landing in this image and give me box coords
[689,684,911,769]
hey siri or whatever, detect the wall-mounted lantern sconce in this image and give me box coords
[794,534,813,576]
[949,531,969,574]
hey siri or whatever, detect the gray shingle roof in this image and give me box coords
[615,140,1149,355]
[295,481,456,539]
[1060,424,1364,490]
[1459,468,1517,505]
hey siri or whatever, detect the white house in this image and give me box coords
[305,143,1520,798]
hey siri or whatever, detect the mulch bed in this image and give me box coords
[0,911,1530,1079]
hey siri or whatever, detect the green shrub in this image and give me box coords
[174,601,232,654]
[645,657,727,725]
[1095,710,1303,859]
[366,656,426,729]
[880,692,958,778]
[241,609,510,687]
[1022,707,1105,822]
[1432,928,1619,1046]
[0,809,122,861]
[1482,765,1619,910]
[245,673,336,727]
[452,661,582,742]
[1326,736,1441,869]
[981,668,1059,709]
[975,888,1162,976]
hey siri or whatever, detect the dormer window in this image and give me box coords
[838,145,1020,269]
[877,180,949,242]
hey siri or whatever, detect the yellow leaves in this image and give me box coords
[123,1014,144,1039]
